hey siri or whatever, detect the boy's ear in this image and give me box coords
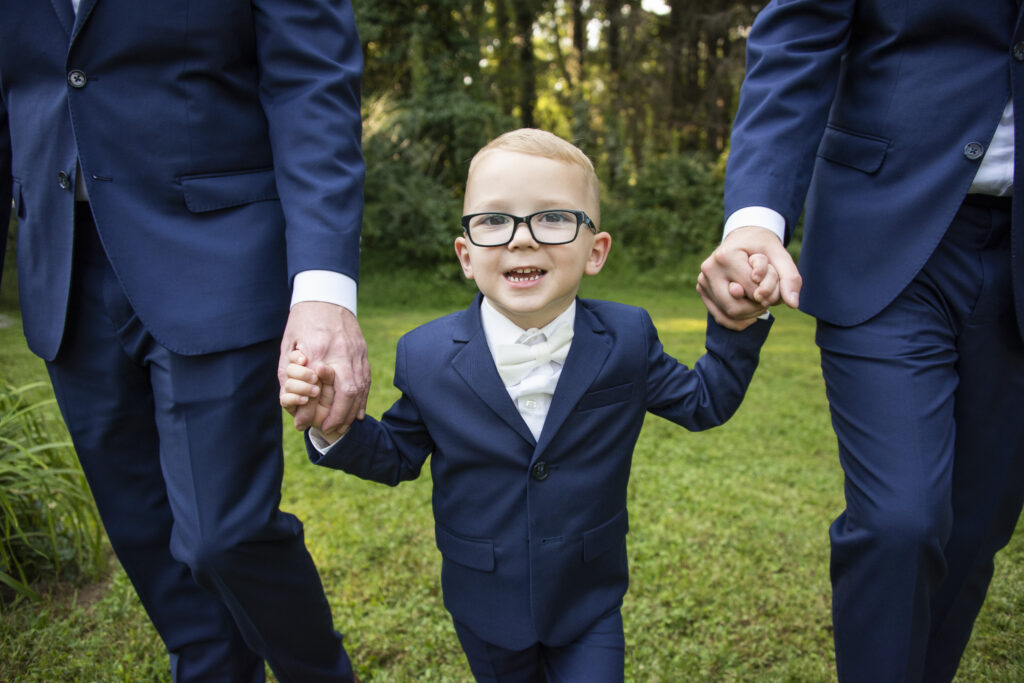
[454,236,475,280]
[584,232,612,276]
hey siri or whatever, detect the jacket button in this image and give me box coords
[963,142,985,161]
[1014,42,1024,62]
[58,171,71,190]
[531,461,549,481]
[67,70,87,88]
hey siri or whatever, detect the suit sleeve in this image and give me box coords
[1,90,10,282]
[724,0,856,239]
[645,311,771,431]
[307,336,435,485]
[251,0,365,283]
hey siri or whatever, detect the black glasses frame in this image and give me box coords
[460,209,596,247]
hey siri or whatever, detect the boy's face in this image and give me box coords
[455,149,611,330]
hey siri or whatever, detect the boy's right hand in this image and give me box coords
[280,350,350,444]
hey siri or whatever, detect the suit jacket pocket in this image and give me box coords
[583,508,629,563]
[436,524,496,572]
[576,382,634,412]
[817,125,890,174]
[180,167,279,213]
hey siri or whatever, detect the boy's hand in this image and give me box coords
[697,226,800,330]
[280,350,350,443]
[748,254,781,307]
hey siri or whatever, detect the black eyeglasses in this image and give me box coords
[460,210,596,247]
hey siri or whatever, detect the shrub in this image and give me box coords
[0,383,104,604]
[603,153,725,270]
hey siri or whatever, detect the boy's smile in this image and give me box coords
[455,149,611,330]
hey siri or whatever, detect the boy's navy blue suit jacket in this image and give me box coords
[309,295,771,649]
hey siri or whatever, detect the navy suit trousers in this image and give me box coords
[453,607,625,683]
[45,206,353,682]
[817,197,1024,683]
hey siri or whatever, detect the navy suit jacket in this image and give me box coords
[725,0,1024,332]
[309,296,771,650]
[0,0,364,359]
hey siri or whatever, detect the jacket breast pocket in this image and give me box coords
[435,524,496,572]
[583,508,629,563]
[576,382,634,412]
[180,167,279,213]
[816,125,890,174]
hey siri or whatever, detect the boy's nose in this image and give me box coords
[507,220,539,248]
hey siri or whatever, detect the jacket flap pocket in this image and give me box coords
[577,383,634,412]
[817,126,890,174]
[583,508,629,563]
[436,525,496,572]
[181,168,278,213]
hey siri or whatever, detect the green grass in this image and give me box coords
[1,269,1022,681]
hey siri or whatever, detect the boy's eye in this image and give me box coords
[536,211,574,225]
[477,214,512,227]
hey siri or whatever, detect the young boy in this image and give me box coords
[281,129,773,681]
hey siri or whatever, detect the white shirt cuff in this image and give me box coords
[291,270,358,316]
[723,206,786,243]
[308,426,343,453]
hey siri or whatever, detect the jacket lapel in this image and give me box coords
[450,296,537,446]
[70,0,98,44]
[49,0,74,38]
[534,300,612,456]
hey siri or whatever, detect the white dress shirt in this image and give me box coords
[480,298,575,441]
[310,298,576,451]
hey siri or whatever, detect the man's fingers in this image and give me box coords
[699,250,766,320]
[697,280,758,331]
[320,356,370,433]
[291,402,318,430]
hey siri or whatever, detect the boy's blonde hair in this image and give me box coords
[469,128,601,223]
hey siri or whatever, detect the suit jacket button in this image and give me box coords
[963,142,985,161]
[58,171,71,190]
[68,70,87,88]
[1014,42,1024,62]
[531,461,549,481]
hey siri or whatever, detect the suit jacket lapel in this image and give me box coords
[71,0,98,44]
[450,296,537,446]
[49,0,74,38]
[535,300,612,456]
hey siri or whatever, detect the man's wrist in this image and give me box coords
[722,206,786,243]
[291,270,357,316]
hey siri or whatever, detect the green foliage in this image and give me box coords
[0,383,104,604]
[2,283,1022,680]
[361,91,515,275]
[2,215,17,311]
[603,153,725,271]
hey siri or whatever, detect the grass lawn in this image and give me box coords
[1,269,1022,681]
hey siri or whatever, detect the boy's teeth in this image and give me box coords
[507,268,542,282]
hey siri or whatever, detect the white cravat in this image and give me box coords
[481,299,575,440]
[493,323,573,386]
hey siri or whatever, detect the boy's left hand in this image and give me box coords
[280,350,349,443]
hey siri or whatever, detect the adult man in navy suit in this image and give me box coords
[1,1,367,680]
[699,1,1024,680]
